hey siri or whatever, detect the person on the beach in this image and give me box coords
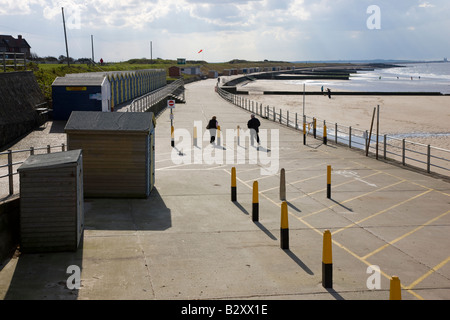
[327,88,331,99]
[207,116,218,143]
[247,114,261,147]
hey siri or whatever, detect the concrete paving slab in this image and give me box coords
[1,78,450,303]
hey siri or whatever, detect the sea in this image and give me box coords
[287,62,450,94]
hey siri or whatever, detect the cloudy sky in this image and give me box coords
[0,0,449,62]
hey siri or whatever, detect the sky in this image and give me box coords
[0,0,449,63]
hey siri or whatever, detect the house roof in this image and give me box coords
[0,35,31,49]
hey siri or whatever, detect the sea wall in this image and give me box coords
[0,71,44,148]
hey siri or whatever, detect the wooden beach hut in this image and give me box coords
[64,111,156,198]
[18,149,84,253]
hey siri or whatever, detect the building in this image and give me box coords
[51,69,166,120]
[0,35,31,58]
[169,66,181,77]
[181,66,201,75]
[65,111,156,198]
[18,149,84,253]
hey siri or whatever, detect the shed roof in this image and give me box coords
[52,74,107,86]
[18,149,82,172]
[65,111,155,133]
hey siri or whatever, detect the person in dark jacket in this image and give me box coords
[247,114,261,147]
[207,116,218,143]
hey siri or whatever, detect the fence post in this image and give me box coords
[287,111,289,127]
[427,145,431,173]
[47,144,51,154]
[349,126,352,148]
[7,150,13,195]
[384,135,387,159]
[402,139,406,165]
[335,123,338,144]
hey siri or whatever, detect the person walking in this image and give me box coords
[247,114,261,147]
[207,116,218,143]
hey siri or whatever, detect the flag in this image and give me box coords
[198,49,203,54]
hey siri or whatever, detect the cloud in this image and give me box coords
[418,2,435,8]
[0,0,46,15]
[1,0,449,61]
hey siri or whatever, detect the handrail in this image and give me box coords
[127,79,184,113]
[216,85,449,177]
[0,144,66,198]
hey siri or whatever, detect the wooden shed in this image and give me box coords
[18,149,84,253]
[65,111,156,198]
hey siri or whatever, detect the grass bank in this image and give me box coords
[26,59,318,101]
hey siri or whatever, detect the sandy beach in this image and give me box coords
[237,80,450,150]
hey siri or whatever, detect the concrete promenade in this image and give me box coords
[0,79,449,301]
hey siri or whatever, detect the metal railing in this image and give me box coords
[217,85,450,177]
[0,144,67,199]
[127,79,185,113]
[1,52,27,72]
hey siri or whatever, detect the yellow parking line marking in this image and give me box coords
[362,209,450,260]
[406,256,450,290]
[350,160,450,197]
[222,167,427,300]
[332,188,433,236]
[301,179,406,220]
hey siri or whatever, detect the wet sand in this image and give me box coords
[238,80,450,150]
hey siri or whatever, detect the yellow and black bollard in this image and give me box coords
[237,125,240,146]
[389,276,402,300]
[327,165,331,199]
[280,202,289,250]
[193,126,198,147]
[217,125,221,145]
[303,122,306,145]
[231,167,237,202]
[313,117,317,139]
[252,181,259,221]
[322,230,333,288]
[323,124,327,145]
[171,125,175,147]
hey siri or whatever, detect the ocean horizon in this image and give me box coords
[286,62,450,94]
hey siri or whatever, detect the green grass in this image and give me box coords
[25,59,326,101]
